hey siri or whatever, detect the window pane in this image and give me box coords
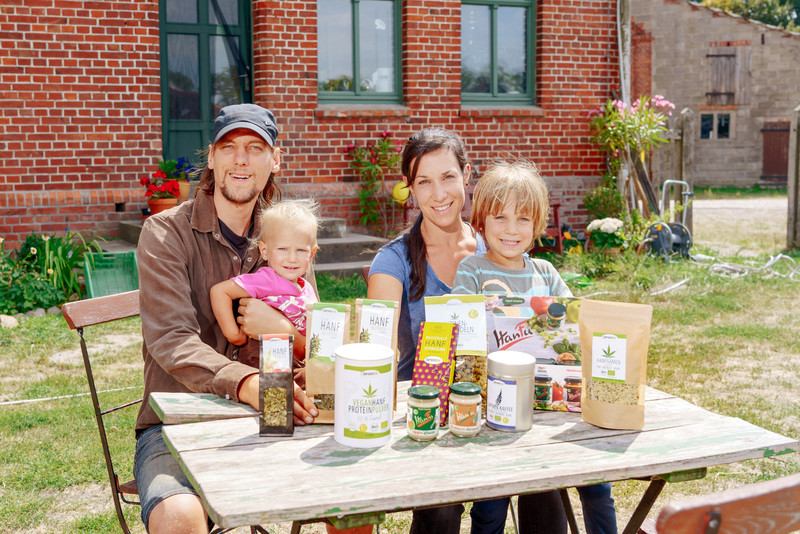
[497,7,526,94]
[717,114,730,139]
[210,35,243,117]
[209,0,238,25]
[700,114,713,139]
[168,34,200,120]
[359,1,394,93]
[166,0,197,23]
[318,0,354,91]
[461,5,490,93]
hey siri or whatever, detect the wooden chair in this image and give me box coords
[62,290,269,534]
[638,473,800,534]
[62,290,142,534]
[529,202,564,255]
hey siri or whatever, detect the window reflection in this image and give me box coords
[359,0,394,93]
[461,5,490,93]
[210,35,242,117]
[166,0,198,23]
[168,34,200,120]
[717,114,730,139]
[700,114,713,139]
[318,0,353,91]
[209,0,238,25]
[497,7,526,94]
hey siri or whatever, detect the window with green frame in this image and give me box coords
[159,0,252,161]
[461,0,534,105]
[317,0,401,103]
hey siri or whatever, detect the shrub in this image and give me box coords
[584,186,627,222]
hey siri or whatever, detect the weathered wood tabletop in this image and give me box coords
[154,384,798,530]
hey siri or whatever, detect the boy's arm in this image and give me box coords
[210,280,252,346]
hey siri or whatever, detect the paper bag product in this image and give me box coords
[425,294,488,415]
[259,334,294,436]
[305,302,351,424]
[411,321,458,427]
[579,299,653,430]
[354,298,400,410]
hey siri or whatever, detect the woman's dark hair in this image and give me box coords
[401,128,470,301]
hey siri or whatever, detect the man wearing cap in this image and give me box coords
[134,103,318,534]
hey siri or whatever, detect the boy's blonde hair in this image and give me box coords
[470,160,550,245]
[258,199,320,246]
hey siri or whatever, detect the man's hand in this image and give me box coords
[238,374,317,425]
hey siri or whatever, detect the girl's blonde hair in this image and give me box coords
[470,160,550,246]
[258,199,320,246]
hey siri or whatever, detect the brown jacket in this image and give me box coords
[135,190,264,431]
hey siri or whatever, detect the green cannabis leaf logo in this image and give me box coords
[362,383,378,398]
[602,345,616,358]
[450,312,460,321]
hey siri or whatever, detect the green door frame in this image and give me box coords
[159,0,253,161]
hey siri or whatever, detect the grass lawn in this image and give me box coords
[0,194,798,533]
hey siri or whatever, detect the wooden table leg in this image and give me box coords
[622,477,667,534]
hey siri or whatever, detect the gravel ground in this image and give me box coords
[691,196,789,257]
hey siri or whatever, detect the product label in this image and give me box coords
[487,377,517,429]
[407,405,440,439]
[308,304,348,364]
[591,333,627,383]
[357,300,396,347]
[260,335,291,373]
[534,382,552,409]
[449,401,479,431]
[341,363,392,440]
[424,295,488,356]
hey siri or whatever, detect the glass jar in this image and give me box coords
[534,372,553,410]
[448,382,482,437]
[564,375,582,410]
[546,302,567,329]
[486,351,535,432]
[407,385,440,441]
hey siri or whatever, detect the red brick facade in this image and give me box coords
[0,0,619,249]
[631,19,652,100]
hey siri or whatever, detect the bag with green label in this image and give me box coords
[579,299,652,430]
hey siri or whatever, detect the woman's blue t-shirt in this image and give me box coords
[369,230,486,380]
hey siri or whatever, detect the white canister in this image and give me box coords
[486,350,535,432]
[333,343,395,448]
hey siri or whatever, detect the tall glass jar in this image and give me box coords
[448,382,482,437]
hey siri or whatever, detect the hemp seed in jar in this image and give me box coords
[407,385,440,441]
[448,382,482,437]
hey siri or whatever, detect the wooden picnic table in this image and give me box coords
[152,383,798,532]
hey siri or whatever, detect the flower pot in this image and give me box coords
[147,197,178,216]
[177,180,191,202]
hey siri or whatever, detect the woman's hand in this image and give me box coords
[238,297,306,357]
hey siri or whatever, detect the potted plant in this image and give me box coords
[585,217,627,255]
[141,164,180,215]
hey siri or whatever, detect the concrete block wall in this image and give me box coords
[0,0,620,249]
[631,0,800,188]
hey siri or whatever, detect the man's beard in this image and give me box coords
[219,180,260,205]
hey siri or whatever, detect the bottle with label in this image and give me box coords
[564,375,582,410]
[486,351,535,432]
[534,372,553,410]
[448,382,482,437]
[545,302,567,329]
[407,385,440,441]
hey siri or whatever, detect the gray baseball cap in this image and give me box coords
[212,104,279,146]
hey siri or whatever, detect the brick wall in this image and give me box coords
[0,1,162,249]
[0,0,618,249]
[631,20,652,99]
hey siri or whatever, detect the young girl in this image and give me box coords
[210,199,319,347]
[453,159,618,534]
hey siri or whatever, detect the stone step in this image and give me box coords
[313,260,372,280]
[315,234,386,265]
[117,217,349,246]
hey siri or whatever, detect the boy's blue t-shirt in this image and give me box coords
[369,231,486,381]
